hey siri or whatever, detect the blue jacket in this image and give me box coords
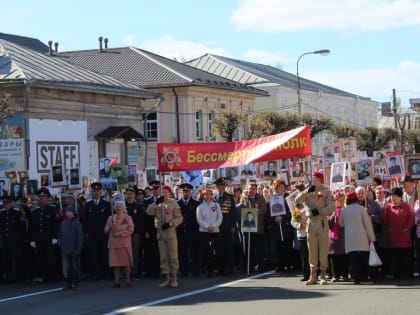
[58,217,84,255]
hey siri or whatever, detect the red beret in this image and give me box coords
[346,191,357,201]
[312,171,324,182]
[161,185,172,193]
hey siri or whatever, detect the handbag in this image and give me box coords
[368,242,382,267]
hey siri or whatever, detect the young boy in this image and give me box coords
[58,205,83,290]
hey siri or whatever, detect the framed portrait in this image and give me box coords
[202,169,217,184]
[26,179,38,196]
[382,176,391,192]
[225,167,240,183]
[99,157,113,179]
[40,173,50,187]
[270,195,286,216]
[101,178,118,193]
[68,168,81,189]
[4,171,18,184]
[111,163,128,186]
[357,158,373,184]
[18,170,29,184]
[409,159,420,179]
[330,162,346,189]
[385,155,404,177]
[180,170,202,188]
[279,171,289,186]
[241,208,258,233]
[373,151,387,177]
[0,177,9,203]
[290,161,304,178]
[51,164,65,187]
[279,159,289,171]
[240,164,256,177]
[285,190,299,212]
[11,183,23,202]
[322,143,340,165]
[263,160,278,178]
[127,164,137,186]
[339,138,357,162]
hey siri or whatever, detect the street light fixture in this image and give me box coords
[296,49,330,117]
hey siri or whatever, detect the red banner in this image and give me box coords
[157,125,311,172]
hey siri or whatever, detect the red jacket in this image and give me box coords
[381,201,414,248]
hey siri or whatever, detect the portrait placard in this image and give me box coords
[241,208,258,233]
[270,195,286,216]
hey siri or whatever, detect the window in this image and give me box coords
[208,111,215,140]
[415,117,420,129]
[142,112,158,141]
[196,110,203,140]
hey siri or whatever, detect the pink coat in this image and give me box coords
[104,214,134,249]
[381,201,414,248]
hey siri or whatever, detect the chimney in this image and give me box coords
[104,38,108,49]
[48,40,53,56]
[54,42,59,54]
[98,36,103,52]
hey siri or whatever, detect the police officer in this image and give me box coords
[125,186,145,279]
[214,178,236,276]
[0,195,25,282]
[84,182,111,280]
[28,188,59,282]
[143,180,161,278]
[177,183,201,277]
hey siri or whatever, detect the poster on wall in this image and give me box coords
[0,139,25,172]
[0,112,24,140]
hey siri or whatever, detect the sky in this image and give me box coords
[2,0,420,107]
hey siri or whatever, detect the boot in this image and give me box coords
[320,270,328,285]
[159,274,171,288]
[305,268,318,285]
[170,273,178,288]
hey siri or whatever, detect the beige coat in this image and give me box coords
[146,198,183,237]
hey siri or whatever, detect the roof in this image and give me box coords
[0,32,49,53]
[187,53,368,99]
[59,47,268,96]
[0,40,160,98]
[95,126,144,140]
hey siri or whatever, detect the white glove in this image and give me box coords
[30,241,36,249]
[52,238,58,245]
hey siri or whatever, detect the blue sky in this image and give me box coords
[2,0,420,107]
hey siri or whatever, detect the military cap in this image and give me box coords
[400,175,414,183]
[148,180,161,187]
[179,183,193,191]
[38,187,51,197]
[214,177,226,185]
[126,186,137,193]
[91,182,103,190]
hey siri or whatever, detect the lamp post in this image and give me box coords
[296,49,330,117]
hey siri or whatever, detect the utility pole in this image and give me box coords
[392,88,398,129]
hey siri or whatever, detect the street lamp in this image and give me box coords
[296,49,330,117]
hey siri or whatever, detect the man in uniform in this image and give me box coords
[388,156,402,175]
[239,181,268,273]
[177,183,200,277]
[295,171,335,285]
[143,180,161,278]
[0,195,25,282]
[83,182,111,280]
[28,188,59,282]
[214,177,236,276]
[125,186,145,279]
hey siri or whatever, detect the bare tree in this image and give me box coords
[213,110,244,142]
[300,113,335,138]
[246,111,301,139]
[356,127,399,156]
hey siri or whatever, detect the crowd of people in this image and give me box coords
[0,171,419,290]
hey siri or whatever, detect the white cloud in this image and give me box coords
[231,0,420,32]
[122,34,138,46]
[141,35,228,61]
[244,49,289,66]
[306,61,420,105]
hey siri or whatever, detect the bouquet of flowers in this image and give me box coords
[292,208,302,222]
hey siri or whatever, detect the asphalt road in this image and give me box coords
[1,272,420,315]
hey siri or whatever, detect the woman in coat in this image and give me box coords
[381,187,414,280]
[339,191,375,284]
[104,200,134,288]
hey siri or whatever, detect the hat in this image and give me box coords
[390,187,403,198]
[37,187,51,197]
[346,191,358,201]
[148,180,161,188]
[136,188,145,195]
[400,175,414,183]
[64,205,76,213]
[214,177,226,185]
[161,185,172,193]
[91,182,103,190]
[312,171,324,182]
[126,186,137,193]
[179,183,193,191]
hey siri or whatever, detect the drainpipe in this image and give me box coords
[23,79,31,171]
[172,88,180,143]
[142,96,164,167]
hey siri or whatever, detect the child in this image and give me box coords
[58,205,83,290]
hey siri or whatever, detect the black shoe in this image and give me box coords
[112,283,121,288]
